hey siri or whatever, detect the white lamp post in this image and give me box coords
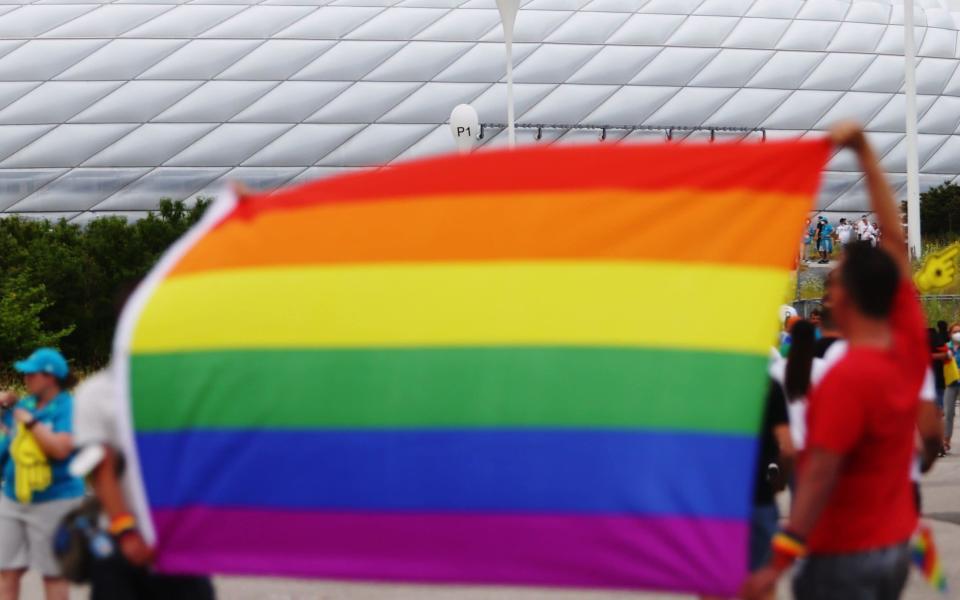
[496,0,520,148]
[904,0,922,258]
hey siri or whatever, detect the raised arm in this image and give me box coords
[829,122,910,278]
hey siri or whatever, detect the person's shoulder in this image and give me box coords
[810,357,830,382]
[74,370,116,402]
[820,339,848,370]
[15,395,38,411]
[823,354,859,377]
[768,356,786,384]
[55,390,75,409]
[819,352,881,388]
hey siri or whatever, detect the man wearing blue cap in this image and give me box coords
[0,348,83,600]
[815,216,834,265]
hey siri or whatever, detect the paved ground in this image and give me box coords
[20,433,960,600]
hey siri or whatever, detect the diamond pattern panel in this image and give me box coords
[0,0,959,218]
[0,5,98,38]
[8,168,149,212]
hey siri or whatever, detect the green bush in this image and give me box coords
[918,181,960,239]
[0,273,74,374]
[0,199,209,382]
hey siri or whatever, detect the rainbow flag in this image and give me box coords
[912,524,948,593]
[116,140,828,596]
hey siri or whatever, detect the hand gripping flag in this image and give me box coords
[115,140,829,596]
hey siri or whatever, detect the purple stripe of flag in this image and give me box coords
[153,508,747,595]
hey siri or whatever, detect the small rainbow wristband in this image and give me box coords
[771,530,807,571]
[108,514,137,536]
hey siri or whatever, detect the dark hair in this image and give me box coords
[839,242,900,319]
[819,306,837,330]
[785,320,817,401]
[810,308,822,318]
[938,320,949,340]
[930,328,946,350]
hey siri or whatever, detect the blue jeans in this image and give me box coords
[749,503,780,571]
[944,383,959,441]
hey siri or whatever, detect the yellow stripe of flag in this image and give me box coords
[132,262,789,354]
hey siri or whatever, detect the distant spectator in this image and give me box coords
[814,306,841,358]
[944,323,960,452]
[938,321,950,344]
[749,381,794,577]
[771,320,828,453]
[930,328,948,413]
[0,349,84,600]
[870,222,881,247]
[836,218,853,247]
[780,315,803,358]
[808,308,822,330]
[856,214,870,241]
[815,217,834,264]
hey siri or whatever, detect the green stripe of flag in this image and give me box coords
[131,347,767,433]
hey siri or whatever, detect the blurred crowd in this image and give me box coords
[802,215,882,265]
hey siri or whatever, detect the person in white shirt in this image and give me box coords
[769,321,828,452]
[856,215,870,241]
[67,279,216,599]
[836,218,853,247]
[72,366,216,600]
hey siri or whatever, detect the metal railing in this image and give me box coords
[795,295,960,322]
[478,123,768,142]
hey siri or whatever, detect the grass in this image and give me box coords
[796,277,826,301]
[922,298,960,326]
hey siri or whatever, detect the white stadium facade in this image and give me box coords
[0,0,959,221]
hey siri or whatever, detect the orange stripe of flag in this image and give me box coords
[171,187,812,277]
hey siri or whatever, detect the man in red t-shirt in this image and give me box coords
[743,122,933,600]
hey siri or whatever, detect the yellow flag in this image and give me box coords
[10,423,52,503]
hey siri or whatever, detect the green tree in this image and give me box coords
[0,198,210,376]
[919,181,960,238]
[0,273,73,381]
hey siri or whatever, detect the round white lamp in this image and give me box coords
[449,104,480,154]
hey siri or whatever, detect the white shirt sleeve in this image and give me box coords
[920,368,936,403]
[72,369,120,448]
[820,340,848,373]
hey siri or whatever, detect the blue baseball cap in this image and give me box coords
[14,348,69,379]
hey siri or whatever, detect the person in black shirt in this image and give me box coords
[814,219,826,264]
[937,320,950,346]
[750,381,794,573]
[814,272,841,359]
[813,306,841,358]
[929,328,948,410]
